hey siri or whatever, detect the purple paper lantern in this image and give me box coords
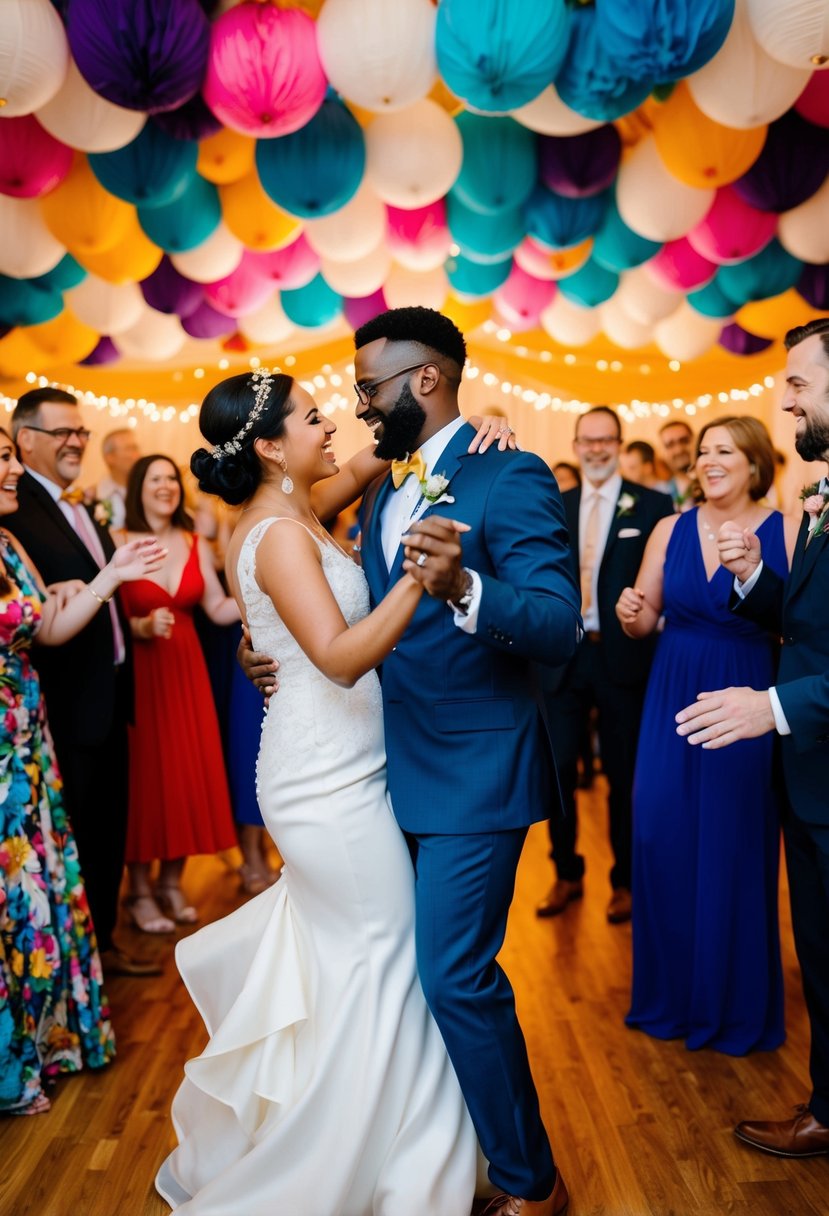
[538,126,622,200]
[344,290,387,332]
[798,262,829,311]
[181,299,238,339]
[152,94,223,142]
[140,256,204,318]
[731,111,829,214]
[81,336,121,365]
[719,322,773,355]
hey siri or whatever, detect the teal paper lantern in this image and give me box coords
[280,273,342,328]
[446,253,513,298]
[592,197,661,273]
[716,240,802,308]
[89,124,198,207]
[255,96,365,220]
[557,258,618,308]
[0,276,63,328]
[524,184,609,251]
[138,175,222,253]
[32,255,87,293]
[555,6,654,123]
[453,113,537,215]
[447,192,525,264]
[687,279,735,319]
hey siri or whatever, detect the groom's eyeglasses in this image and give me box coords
[354,363,429,406]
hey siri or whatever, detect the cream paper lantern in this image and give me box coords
[511,83,603,136]
[364,99,462,208]
[540,293,600,346]
[615,265,682,327]
[115,310,186,361]
[0,0,69,118]
[65,274,145,336]
[616,136,715,242]
[320,243,391,298]
[383,263,449,311]
[0,195,65,278]
[688,0,811,129]
[304,183,387,261]
[238,294,294,345]
[171,222,243,284]
[36,57,145,153]
[317,0,437,113]
[599,298,653,350]
[778,173,829,262]
[654,301,723,361]
[746,0,829,70]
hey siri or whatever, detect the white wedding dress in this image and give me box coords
[155,518,478,1216]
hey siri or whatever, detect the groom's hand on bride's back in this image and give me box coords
[238,624,280,704]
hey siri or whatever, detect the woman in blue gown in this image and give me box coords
[616,416,796,1055]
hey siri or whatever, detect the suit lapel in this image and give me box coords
[22,472,99,569]
[788,510,827,599]
[599,480,635,568]
[360,472,395,603]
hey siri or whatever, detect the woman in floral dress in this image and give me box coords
[0,429,164,1114]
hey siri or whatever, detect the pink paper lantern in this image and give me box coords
[344,289,388,331]
[0,115,73,199]
[646,238,717,292]
[204,252,276,317]
[493,263,557,332]
[246,232,320,290]
[386,200,450,270]
[203,3,327,138]
[795,71,829,128]
[687,186,778,265]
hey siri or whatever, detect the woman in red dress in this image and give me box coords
[119,455,240,933]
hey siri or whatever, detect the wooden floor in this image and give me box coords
[3,780,828,1216]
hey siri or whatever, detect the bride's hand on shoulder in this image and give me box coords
[467,414,517,454]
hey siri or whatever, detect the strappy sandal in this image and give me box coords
[155,885,198,925]
[123,894,175,934]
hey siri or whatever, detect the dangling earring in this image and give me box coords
[279,456,293,495]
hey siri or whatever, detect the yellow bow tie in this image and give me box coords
[391,450,427,490]
[60,488,86,506]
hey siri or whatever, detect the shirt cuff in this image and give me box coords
[734,560,764,599]
[768,687,791,736]
[452,569,482,634]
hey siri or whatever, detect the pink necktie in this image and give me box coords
[580,492,601,615]
[63,496,126,665]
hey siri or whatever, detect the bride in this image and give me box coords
[156,369,508,1215]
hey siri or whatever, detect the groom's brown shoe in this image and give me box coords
[734,1105,829,1157]
[473,1170,569,1216]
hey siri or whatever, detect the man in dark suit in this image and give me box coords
[537,406,673,924]
[677,318,829,1158]
[6,388,156,977]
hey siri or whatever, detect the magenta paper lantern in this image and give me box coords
[0,115,73,199]
[181,299,238,340]
[796,71,829,128]
[204,253,275,318]
[493,263,557,331]
[386,201,451,271]
[646,238,717,291]
[344,289,388,331]
[246,233,320,290]
[203,3,327,139]
[687,185,777,264]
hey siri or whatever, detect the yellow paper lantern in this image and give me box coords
[650,83,768,189]
[0,328,43,379]
[40,153,135,257]
[443,294,491,333]
[25,308,99,365]
[737,288,824,338]
[219,171,302,252]
[197,128,256,185]
[75,213,163,284]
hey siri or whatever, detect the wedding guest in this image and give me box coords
[620,440,672,495]
[551,461,581,493]
[618,415,796,1053]
[118,456,240,932]
[87,428,141,530]
[0,426,165,1114]
[658,419,696,511]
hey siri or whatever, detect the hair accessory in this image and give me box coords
[211,368,275,460]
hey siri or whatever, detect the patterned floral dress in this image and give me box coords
[0,531,115,1113]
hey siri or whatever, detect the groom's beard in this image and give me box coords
[373,382,427,462]
[795,412,829,463]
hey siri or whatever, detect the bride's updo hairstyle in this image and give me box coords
[191,370,294,505]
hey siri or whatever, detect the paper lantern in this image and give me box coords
[719,321,773,355]
[592,197,662,273]
[453,114,537,215]
[716,238,802,306]
[795,70,829,126]
[513,235,592,281]
[598,298,653,350]
[152,94,222,143]
[446,253,513,299]
[557,258,619,308]
[255,97,365,219]
[615,265,682,326]
[40,154,134,257]
[0,275,63,328]
[181,300,237,340]
[89,125,198,208]
[746,0,829,70]
[171,222,243,284]
[688,0,811,129]
[386,202,451,272]
[0,0,69,118]
[344,289,389,331]
[115,309,186,360]
[140,257,203,318]
[364,99,462,208]
[737,288,823,337]
[646,239,717,292]
[0,196,65,279]
[219,171,301,252]
[138,175,222,254]
[798,261,829,309]
[304,183,387,261]
[35,58,146,154]
[687,279,736,318]
[0,327,43,378]
[0,116,73,200]
[383,264,449,311]
[320,244,391,298]
[436,0,569,113]
[204,254,276,318]
[778,174,829,263]
[34,255,87,293]
[317,0,437,113]
[687,185,777,264]
[617,136,715,242]
[523,184,609,251]
[442,293,492,333]
[75,214,163,284]
[654,301,723,361]
[81,336,120,366]
[447,193,525,264]
[65,274,146,335]
[239,294,294,345]
[595,0,735,84]
[731,110,829,212]
[538,126,620,200]
[247,234,320,290]
[66,0,210,114]
[203,4,326,138]
[650,83,767,190]
[555,6,654,123]
[494,263,556,331]
[512,84,603,137]
[197,128,256,185]
[540,293,600,346]
[25,308,99,365]
[280,273,343,328]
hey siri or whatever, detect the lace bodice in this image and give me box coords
[236,518,384,777]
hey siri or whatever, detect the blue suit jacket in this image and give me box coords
[358,422,582,835]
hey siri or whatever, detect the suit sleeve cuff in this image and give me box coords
[734,561,763,599]
[452,569,482,634]
[768,686,792,736]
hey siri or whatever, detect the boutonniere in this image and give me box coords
[800,483,829,536]
[93,498,114,527]
[616,491,638,518]
[419,471,455,507]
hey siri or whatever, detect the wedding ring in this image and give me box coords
[416,552,428,567]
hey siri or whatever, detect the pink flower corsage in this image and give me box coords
[802,494,827,520]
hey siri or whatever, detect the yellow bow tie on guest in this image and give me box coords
[60,488,86,506]
[390,450,427,490]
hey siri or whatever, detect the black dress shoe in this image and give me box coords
[536,879,583,918]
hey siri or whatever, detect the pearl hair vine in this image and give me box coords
[210,367,275,459]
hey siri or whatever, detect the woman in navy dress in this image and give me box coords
[616,415,796,1055]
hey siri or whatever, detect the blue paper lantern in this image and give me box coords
[523,184,609,251]
[255,97,365,220]
[446,253,513,298]
[32,255,87,293]
[453,113,537,216]
[596,0,734,85]
[687,279,736,319]
[137,175,221,253]
[557,259,619,308]
[555,6,654,122]
[592,197,661,273]
[716,240,802,308]
[281,274,342,329]
[436,0,570,113]
[0,277,63,328]
[447,192,525,264]
[89,125,199,208]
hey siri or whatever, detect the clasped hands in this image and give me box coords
[401,516,470,602]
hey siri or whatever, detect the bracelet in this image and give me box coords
[87,584,113,605]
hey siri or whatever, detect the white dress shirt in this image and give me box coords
[578,472,621,633]
[26,465,79,528]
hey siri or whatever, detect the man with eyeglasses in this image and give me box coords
[5,387,157,978]
[537,406,673,926]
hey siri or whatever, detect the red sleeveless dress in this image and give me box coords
[120,537,236,863]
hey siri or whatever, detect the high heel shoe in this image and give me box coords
[123,894,175,935]
[237,864,269,897]
[155,885,198,925]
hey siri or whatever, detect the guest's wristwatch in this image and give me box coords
[447,569,474,616]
